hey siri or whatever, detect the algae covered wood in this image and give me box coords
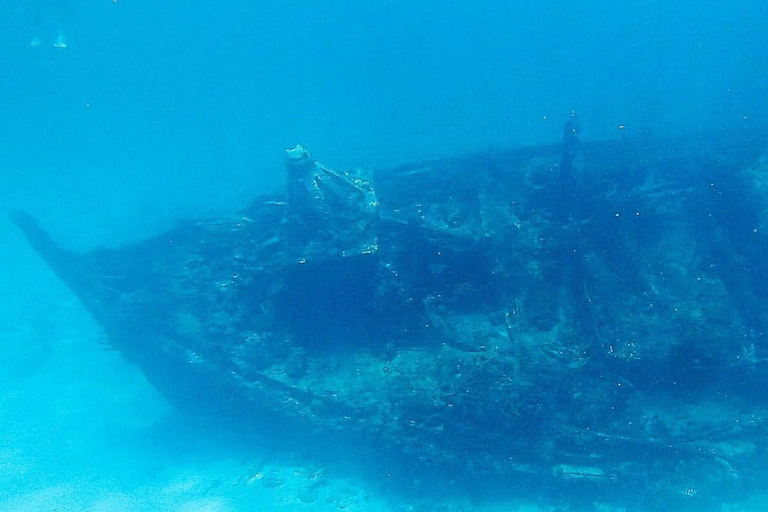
[14,127,768,509]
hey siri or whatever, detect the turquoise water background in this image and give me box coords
[1,1,767,510]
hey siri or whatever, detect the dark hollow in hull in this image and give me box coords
[15,129,768,510]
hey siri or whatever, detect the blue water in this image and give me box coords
[1,1,767,510]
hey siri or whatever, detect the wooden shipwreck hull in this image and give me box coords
[14,128,768,508]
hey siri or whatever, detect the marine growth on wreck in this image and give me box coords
[14,125,768,511]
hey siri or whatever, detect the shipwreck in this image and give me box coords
[14,123,768,510]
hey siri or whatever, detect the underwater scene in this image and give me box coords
[2,1,768,511]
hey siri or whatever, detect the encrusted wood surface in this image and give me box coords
[15,127,768,509]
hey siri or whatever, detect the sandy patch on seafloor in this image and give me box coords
[0,456,395,512]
